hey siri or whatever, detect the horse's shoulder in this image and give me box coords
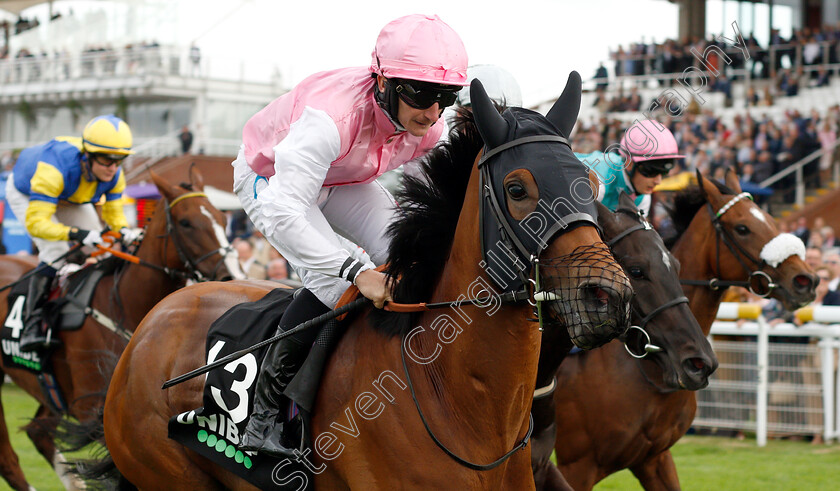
[0,254,38,269]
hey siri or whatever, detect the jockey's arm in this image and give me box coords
[255,107,375,284]
[24,162,72,241]
[101,172,129,231]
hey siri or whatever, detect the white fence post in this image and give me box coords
[699,304,840,445]
[757,315,769,447]
[820,338,835,442]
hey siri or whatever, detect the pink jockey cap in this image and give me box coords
[370,14,469,86]
[620,119,686,163]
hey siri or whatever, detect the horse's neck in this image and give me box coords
[115,216,184,330]
[673,217,726,336]
[408,173,540,444]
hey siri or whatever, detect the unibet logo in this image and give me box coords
[197,429,252,469]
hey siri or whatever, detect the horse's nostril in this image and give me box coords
[794,274,814,291]
[581,285,609,307]
[691,358,706,371]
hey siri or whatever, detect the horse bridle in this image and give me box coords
[607,208,687,359]
[401,134,593,472]
[162,192,234,282]
[679,192,797,304]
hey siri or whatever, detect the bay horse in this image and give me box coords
[531,192,718,490]
[100,77,633,489]
[545,171,816,490]
[0,169,245,491]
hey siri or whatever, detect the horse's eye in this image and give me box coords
[179,218,192,228]
[629,266,645,279]
[734,224,750,235]
[506,183,527,201]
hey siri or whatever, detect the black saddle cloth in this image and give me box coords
[168,287,346,490]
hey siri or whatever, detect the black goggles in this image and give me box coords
[635,159,676,178]
[393,79,461,110]
[91,153,128,167]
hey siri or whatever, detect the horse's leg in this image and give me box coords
[0,375,32,491]
[557,460,600,491]
[629,451,681,491]
[25,405,87,491]
[534,462,574,491]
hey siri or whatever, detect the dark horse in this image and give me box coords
[99,77,633,489]
[545,171,816,490]
[0,169,244,490]
[531,191,718,490]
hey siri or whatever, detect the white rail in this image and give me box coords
[702,303,840,446]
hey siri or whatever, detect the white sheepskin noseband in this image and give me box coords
[760,233,806,268]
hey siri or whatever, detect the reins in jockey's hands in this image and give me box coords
[355,269,393,309]
[119,227,144,246]
[68,227,105,247]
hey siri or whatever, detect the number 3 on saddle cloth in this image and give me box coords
[2,260,119,413]
[168,287,347,491]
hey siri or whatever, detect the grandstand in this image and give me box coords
[532,0,840,227]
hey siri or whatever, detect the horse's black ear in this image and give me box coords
[618,190,638,213]
[695,168,707,198]
[471,79,508,149]
[546,71,582,137]
[595,200,616,230]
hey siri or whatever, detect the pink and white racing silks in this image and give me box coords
[235,67,444,298]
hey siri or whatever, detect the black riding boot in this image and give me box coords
[239,288,330,457]
[19,272,59,353]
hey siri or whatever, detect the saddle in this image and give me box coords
[168,286,361,491]
[1,258,121,412]
[55,258,121,330]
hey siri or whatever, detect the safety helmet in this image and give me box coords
[620,119,684,177]
[371,14,468,129]
[82,114,134,156]
[370,14,468,86]
[458,65,523,107]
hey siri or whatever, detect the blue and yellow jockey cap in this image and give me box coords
[82,114,135,157]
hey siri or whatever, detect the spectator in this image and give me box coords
[594,62,608,91]
[233,238,267,280]
[805,246,823,269]
[815,66,830,87]
[817,120,836,172]
[178,125,193,154]
[792,216,811,244]
[823,252,840,291]
[189,44,201,76]
[820,225,840,250]
[267,257,288,281]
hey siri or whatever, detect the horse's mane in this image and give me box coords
[367,107,485,337]
[664,180,736,249]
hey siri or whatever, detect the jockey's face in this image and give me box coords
[377,75,442,137]
[629,159,662,195]
[397,98,442,137]
[88,153,122,182]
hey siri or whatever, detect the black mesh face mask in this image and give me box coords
[477,107,600,292]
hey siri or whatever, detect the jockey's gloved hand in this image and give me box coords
[119,227,144,246]
[68,228,103,247]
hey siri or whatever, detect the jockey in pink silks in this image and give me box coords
[232,14,469,457]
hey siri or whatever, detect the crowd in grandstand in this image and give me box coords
[573,105,839,205]
[604,25,840,82]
